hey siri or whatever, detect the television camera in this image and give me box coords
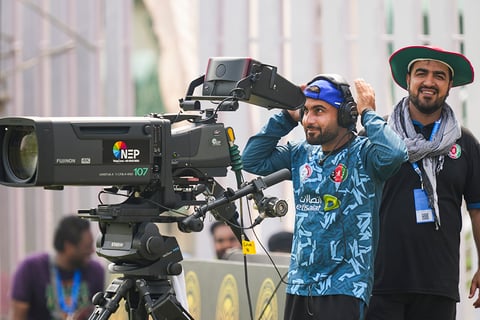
[0,57,304,319]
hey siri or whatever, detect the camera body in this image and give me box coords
[0,57,298,275]
[0,115,235,210]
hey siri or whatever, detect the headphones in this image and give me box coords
[303,74,358,130]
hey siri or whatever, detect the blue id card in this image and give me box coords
[413,189,434,223]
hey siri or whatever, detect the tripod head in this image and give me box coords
[80,201,193,320]
[79,204,184,276]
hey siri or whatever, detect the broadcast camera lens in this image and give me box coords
[2,126,38,183]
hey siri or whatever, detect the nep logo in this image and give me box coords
[104,139,148,164]
[112,141,141,163]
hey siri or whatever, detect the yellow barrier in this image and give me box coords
[105,255,289,320]
[183,258,288,320]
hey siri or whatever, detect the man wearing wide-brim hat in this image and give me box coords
[366,45,480,320]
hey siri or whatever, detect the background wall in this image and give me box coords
[0,0,134,318]
[1,0,480,319]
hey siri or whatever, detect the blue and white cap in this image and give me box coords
[303,79,344,108]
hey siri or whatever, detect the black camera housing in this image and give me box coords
[0,57,303,214]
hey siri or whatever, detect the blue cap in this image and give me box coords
[303,79,344,108]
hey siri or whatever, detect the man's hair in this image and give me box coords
[268,231,293,253]
[53,215,90,252]
[407,60,453,82]
[210,221,226,235]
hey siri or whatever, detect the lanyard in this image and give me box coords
[55,267,82,315]
[410,119,442,187]
[411,119,442,229]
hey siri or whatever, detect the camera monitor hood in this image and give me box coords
[194,57,305,111]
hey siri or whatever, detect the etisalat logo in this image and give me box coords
[112,141,141,163]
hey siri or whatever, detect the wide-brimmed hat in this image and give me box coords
[389,45,474,89]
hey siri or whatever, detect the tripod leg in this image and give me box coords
[88,278,134,320]
[136,279,194,320]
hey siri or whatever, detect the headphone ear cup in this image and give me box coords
[336,84,357,129]
[337,101,358,128]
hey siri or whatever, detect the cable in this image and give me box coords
[257,271,288,320]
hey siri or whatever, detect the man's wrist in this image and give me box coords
[361,108,374,118]
[282,109,299,126]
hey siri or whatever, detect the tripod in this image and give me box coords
[88,259,193,320]
[80,216,194,320]
[82,168,291,320]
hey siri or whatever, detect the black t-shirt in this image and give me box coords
[373,124,480,301]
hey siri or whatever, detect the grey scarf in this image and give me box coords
[388,97,461,227]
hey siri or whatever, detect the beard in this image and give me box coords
[304,125,339,145]
[409,86,448,115]
[68,255,90,269]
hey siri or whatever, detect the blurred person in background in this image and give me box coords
[267,231,293,253]
[10,215,105,320]
[210,221,242,259]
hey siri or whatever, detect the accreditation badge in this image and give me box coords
[413,188,434,223]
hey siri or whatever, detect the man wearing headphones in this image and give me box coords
[242,76,407,320]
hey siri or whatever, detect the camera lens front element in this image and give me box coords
[2,126,38,183]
